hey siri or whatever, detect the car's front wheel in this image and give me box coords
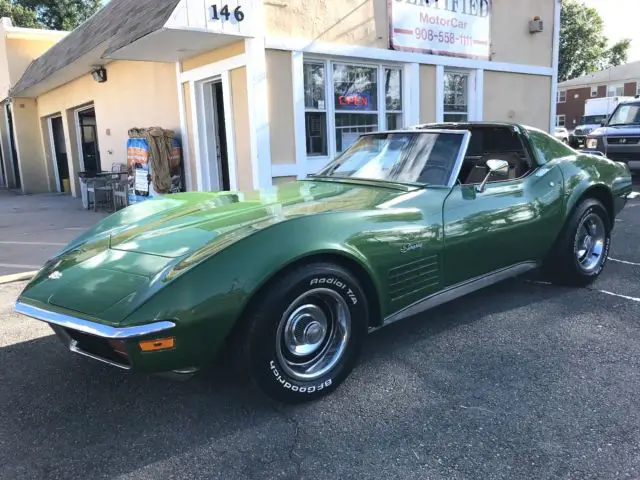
[238,261,369,403]
[544,198,611,286]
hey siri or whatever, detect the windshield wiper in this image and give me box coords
[607,122,640,127]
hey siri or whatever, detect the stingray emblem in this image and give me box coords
[401,242,423,254]
[48,271,63,280]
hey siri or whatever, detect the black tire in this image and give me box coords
[544,198,611,287]
[237,262,369,404]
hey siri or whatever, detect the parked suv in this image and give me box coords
[585,97,640,169]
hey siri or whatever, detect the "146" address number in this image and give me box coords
[210,4,245,22]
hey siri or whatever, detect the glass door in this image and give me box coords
[78,108,101,172]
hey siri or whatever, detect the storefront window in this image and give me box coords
[303,60,404,158]
[443,71,469,122]
[333,64,378,152]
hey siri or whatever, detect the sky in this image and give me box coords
[582,0,640,62]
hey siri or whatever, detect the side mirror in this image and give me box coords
[477,159,509,193]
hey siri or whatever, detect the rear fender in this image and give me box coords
[558,156,619,227]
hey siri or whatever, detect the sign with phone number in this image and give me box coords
[390,0,491,59]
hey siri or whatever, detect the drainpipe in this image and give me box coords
[549,0,562,132]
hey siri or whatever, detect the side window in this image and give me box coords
[526,129,575,164]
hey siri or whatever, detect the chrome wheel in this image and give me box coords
[275,288,351,381]
[575,212,606,272]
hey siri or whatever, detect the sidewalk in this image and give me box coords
[0,190,108,277]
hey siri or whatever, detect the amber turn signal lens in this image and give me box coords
[138,337,176,352]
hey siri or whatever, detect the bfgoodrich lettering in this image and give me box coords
[396,0,490,18]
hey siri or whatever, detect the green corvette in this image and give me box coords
[15,122,633,403]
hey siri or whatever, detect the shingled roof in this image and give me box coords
[558,60,640,89]
[10,0,181,96]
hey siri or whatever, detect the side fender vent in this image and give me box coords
[388,254,439,301]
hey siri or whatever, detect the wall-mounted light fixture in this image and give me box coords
[91,66,107,83]
[529,16,544,34]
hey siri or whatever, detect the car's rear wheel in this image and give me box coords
[238,262,368,403]
[544,198,611,286]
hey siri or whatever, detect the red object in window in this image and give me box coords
[338,95,369,107]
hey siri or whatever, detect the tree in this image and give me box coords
[0,0,40,29]
[0,0,101,30]
[559,0,632,82]
[20,0,102,30]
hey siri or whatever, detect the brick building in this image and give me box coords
[556,60,640,130]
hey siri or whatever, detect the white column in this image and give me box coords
[435,65,444,122]
[291,50,307,179]
[403,63,420,127]
[473,69,484,121]
[245,34,273,189]
[188,80,204,192]
[175,61,193,191]
[550,0,562,132]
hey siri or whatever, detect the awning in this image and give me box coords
[10,0,254,98]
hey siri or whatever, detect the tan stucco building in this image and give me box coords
[0,0,561,197]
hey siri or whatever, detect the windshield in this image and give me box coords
[580,115,607,125]
[313,131,467,186]
[607,103,640,126]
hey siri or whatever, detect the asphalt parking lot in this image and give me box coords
[1,181,639,479]
[0,191,108,276]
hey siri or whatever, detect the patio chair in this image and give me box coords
[86,176,109,211]
[112,170,130,211]
[88,163,126,212]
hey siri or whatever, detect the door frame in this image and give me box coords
[192,72,237,192]
[74,103,97,172]
[183,55,244,193]
[5,101,22,190]
[47,114,63,192]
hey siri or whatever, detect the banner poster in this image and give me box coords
[389,0,491,60]
[126,136,183,204]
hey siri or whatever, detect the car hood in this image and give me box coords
[574,124,600,133]
[19,179,411,321]
[589,125,640,136]
[104,179,408,258]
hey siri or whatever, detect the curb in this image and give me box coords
[0,271,37,285]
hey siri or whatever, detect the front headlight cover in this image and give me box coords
[586,138,599,149]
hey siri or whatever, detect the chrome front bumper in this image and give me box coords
[14,301,176,370]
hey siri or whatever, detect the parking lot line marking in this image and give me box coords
[0,263,41,269]
[610,258,640,266]
[594,289,640,303]
[0,270,37,284]
[0,241,66,246]
[525,279,640,303]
